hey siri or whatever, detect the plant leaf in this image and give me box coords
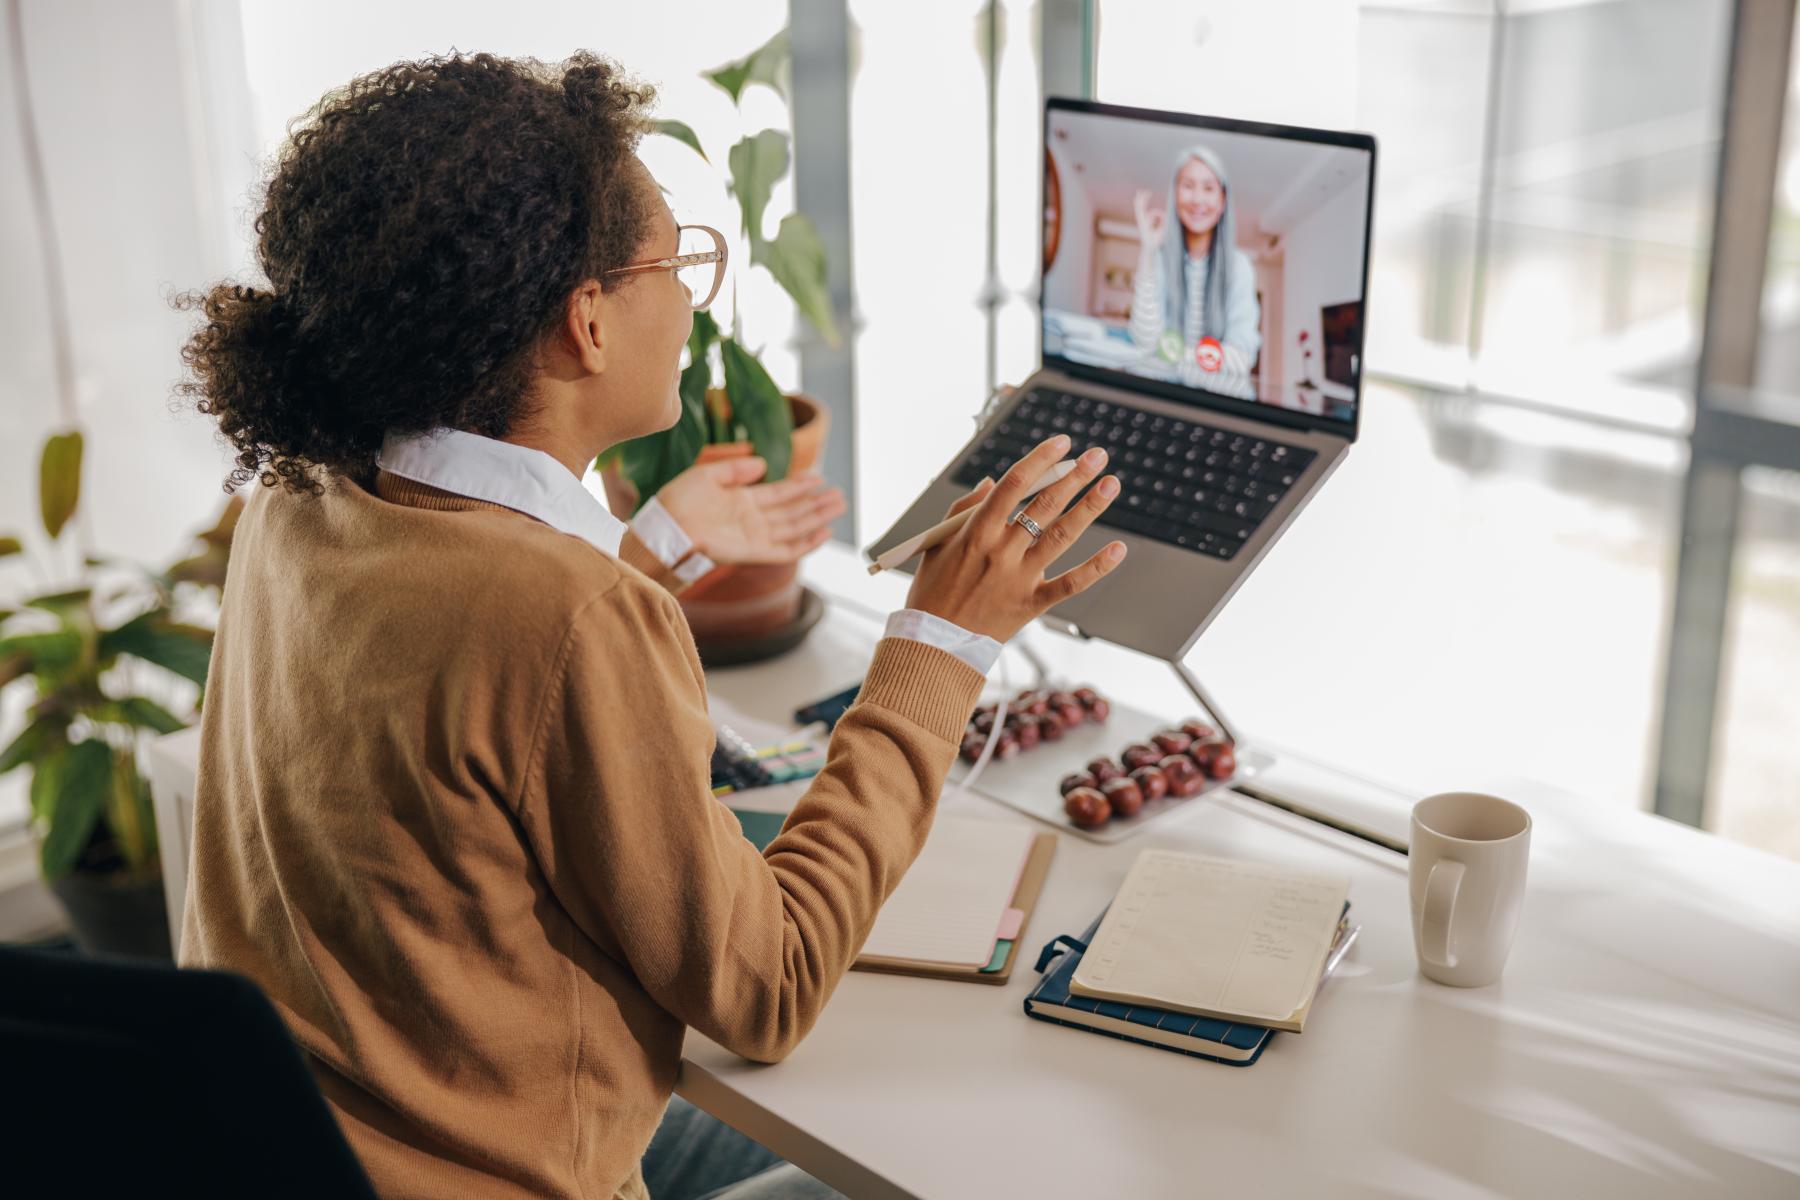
[752,213,841,347]
[24,588,92,619]
[37,739,112,879]
[106,750,156,871]
[687,308,721,397]
[0,629,85,680]
[649,118,708,163]
[680,316,717,438]
[0,535,21,558]
[195,494,244,549]
[91,696,187,735]
[0,712,68,776]
[39,430,84,541]
[705,28,790,105]
[165,541,230,590]
[726,129,788,248]
[0,652,30,689]
[164,550,228,590]
[721,337,792,483]
[163,495,244,590]
[99,612,214,686]
[29,745,61,821]
[684,309,733,444]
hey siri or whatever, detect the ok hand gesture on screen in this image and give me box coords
[1133,188,1166,252]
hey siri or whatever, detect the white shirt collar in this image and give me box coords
[376,427,628,558]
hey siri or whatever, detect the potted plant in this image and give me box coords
[599,29,840,659]
[0,430,236,958]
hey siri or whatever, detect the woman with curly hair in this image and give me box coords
[176,51,1124,1200]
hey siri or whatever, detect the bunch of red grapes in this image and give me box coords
[960,686,1113,763]
[1057,721,1238,829]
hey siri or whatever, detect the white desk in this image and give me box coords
[684,547,1800,1199]
[151,544,1800,1198]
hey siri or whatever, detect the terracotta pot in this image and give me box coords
[604,394,830,644]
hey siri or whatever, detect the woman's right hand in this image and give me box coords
[1133,188,1166,251]
[904,435,1127,643]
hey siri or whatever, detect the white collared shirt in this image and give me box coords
[376,428,1001,674]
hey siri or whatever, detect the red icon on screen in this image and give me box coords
[1195,337,1223,373]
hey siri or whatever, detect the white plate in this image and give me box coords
[946,697,1270,843]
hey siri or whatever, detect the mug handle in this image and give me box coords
[1420,860,1465,969]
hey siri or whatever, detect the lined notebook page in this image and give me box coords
[859,818,1035,968]
[1071,851,1349,1023]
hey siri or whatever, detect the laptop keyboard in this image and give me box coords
[952,388,1316,560]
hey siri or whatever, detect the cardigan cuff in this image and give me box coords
[617,532,691,594]
[855,636,987,745]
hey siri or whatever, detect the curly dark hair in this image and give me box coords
[178,52,657,493]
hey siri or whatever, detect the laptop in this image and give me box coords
[866,99,1378,662]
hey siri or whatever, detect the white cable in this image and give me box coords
[949,640,1013,805]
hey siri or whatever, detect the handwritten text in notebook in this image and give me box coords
[1072,851,1349,1024]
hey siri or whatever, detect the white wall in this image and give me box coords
[1,0,255,829]
[235,0,801,391]
[1,0,248,569]
[1278,181,1367,397]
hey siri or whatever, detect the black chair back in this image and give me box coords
[0,945,378,1198]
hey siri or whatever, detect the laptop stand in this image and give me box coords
[1011,628,1242,748]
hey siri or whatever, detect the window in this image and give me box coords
[1061,0,1795,855]
[1712,467,1800,857]
[6,1,1792,863]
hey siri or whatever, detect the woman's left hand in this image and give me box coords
[655,457,847,565]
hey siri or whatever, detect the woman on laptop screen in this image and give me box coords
[1128,144,1261,400]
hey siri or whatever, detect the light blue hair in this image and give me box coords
[1160,144,1237,343]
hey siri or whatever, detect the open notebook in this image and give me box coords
[859,817,1037,968]
[854,817,1056,985]
[729,794,1055,986]
[1069,850,1350,1032]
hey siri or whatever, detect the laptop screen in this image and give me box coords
[1042,102,1375,429]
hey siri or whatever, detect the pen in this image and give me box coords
[866,458,1080,575]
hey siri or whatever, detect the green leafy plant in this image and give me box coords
[0,430,237,880]
[600,28,839,511]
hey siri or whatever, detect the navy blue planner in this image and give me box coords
[1023,904,1355,1067]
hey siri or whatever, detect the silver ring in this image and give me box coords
[1012,512,1044,540]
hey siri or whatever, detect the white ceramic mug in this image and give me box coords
[1409,792,1531,987]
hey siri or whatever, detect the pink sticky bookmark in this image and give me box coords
[995,907,1024,941]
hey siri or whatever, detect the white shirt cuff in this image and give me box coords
[883,609,1002,675]
[631,497,718,582]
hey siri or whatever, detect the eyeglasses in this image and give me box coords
[601,223,728,311]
